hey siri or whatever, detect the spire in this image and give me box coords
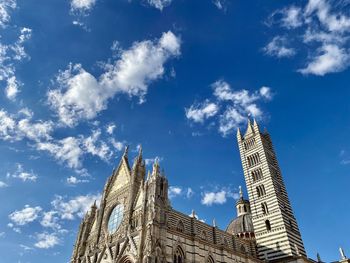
[340,247,347,260]
[244,118,254,137]
[253,118,260,133]
[123,145,129,158]
[239,185,243,199]
[152,158,160,177]
[213,218,217,227]
[237,128,242,141]
[138,144,142,159]
[317,253,322,262]
[191,209,196,219]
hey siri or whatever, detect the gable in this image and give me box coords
[108,158,131,197]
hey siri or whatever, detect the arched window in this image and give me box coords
[207,256,214,263]
[173,246,184,263]
[176,220,184,233]
[265,220,271,231]
[240,245,246,254]
[243,205,247,212]
[261,202,268,214]
[256,186,261,197]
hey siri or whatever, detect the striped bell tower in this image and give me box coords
[236,119,306,261]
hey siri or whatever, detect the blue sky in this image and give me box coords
[0,0,350,262]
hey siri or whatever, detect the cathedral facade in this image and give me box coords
[71,121,349,263]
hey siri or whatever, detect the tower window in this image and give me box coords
[256,185,266,197]
[244,205,247,212]
[244,138,256,150]
[261,202,268,214]
[247,153,261,167]
[251,168,263,182]
[265,220,271,231]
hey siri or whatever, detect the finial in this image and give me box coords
[239,186,243,199]
[138,144,142,157]
[191,209,196,218]
[340,247,347,260]
[317,253,322,262]
[123,145,129,157]
[213,218,217,227]
[91,200,97,209]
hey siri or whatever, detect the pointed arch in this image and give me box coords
[176,220,185,233]
[206,255,215,263]
[117,255,134,263]
[173,246,185,263]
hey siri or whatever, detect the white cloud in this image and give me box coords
[144,156,163,166]
[219,106,246,136]
[106,123,116,134]
[51,194,100,220]
[168,186,194,199]
[0,180,8,188]
[9,205,42,226]
[299,44,350,75]
[168,186,182,198]
[201,190,227,206]
[146,0,172,10]
[19,244,33,251]
[212,0,228,11]
[186,80,272,136]
[186,188,194,198]
[110,138,124,151]
[48,31,181,127]
[34,232,60,249]
[5,75,20,100]
[0,26,31,100]
[40,211,61,229]
[201,188,239,206]
[263,36,296,58]
[0,109,53,142]
[36,137,83,170]
[7,163,38,182]
[66,176,89,185]
[280,6,303,29]
[0,0,16,28]
[185,100,219,123]
[266,0,350,75]
[70,0,96,11]
[83,129,112,161]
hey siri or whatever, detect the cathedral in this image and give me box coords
[71,120,349,263]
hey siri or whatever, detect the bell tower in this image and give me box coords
[237,120,306,261]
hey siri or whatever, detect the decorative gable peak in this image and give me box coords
[244,119,254,137]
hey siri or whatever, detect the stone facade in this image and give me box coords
[71,147,259,263]
[71,120,349,263]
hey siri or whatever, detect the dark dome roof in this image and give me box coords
[226,214,254,234]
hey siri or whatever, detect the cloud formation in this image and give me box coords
[9,205,42,226]
[7,163,38,182]
[265,0,350,76]
[186,80,272,136]
[201,187,239,206]
[48,31,180,127]
[51,194,100,220]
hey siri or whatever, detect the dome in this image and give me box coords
[226,214,254,235]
